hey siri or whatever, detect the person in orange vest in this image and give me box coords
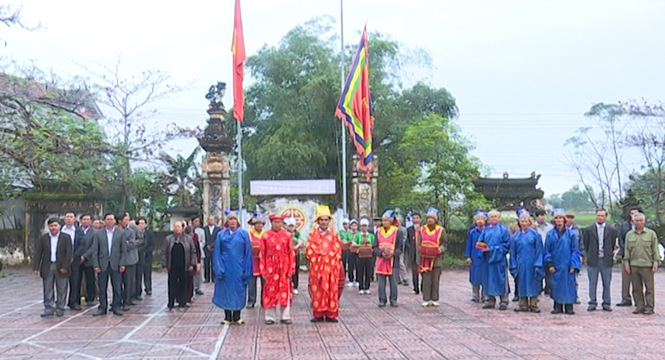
[247,214,266,309]
[416,208,446,307]
[373,210,404,308]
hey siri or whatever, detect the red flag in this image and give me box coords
[231,0,246,122]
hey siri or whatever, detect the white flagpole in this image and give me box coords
[340,0,348,216]
[237,121,244,221]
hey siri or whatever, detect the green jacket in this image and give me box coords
[623,228,661,268]
[352,232,375,247]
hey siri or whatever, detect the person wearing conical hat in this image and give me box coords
[417,208,446,307]
[247,214,266,309]
[306,205,343,322]
[465,210,487,302]
[260,214,295,325]
[212,211,254,325]
[373,210,404,308]
[510,209,544,313]
[544,208,581,315]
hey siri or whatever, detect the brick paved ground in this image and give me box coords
[0,267,663,359]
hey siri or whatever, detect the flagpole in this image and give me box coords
[340,0,348,216]
[237,120,244,221]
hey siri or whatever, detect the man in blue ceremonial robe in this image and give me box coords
[480,210,511,310]
[212,211,254,325]
[544,209,581,315]
[465,211,487,302]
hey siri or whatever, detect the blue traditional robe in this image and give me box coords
[509,228,544,297]
[464,226,485,286]
[480,224,510,297]
[212,227,254,311]
[544,227,581,304]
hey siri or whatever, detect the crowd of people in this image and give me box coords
[31,204,661,323]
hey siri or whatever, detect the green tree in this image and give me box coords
[159,147,200,207]
[398,113,483,227]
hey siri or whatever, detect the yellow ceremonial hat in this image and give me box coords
[315,205,332,221]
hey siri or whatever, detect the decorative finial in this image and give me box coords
[205,82,227,110]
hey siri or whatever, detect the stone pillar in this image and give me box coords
[351,154,378,219]
[198,83,234,226]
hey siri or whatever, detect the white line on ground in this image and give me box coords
[20,307,95,343]
[119,304,167,341]
[0,300,42,318]
[209,323,229,360]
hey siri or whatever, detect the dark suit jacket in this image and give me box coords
[583,223,618,267]
[138,230,155,261]
[162,233,197,271]
[80,227,97,266]
[32,232,73,277]
[203,225,221,249]
[91,227,128,272]
[405,225,419,264]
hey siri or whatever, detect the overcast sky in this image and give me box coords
[5,0,665,196]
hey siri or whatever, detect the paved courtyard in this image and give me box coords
[0,267,663,360]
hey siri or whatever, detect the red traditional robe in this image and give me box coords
[249,228,265,277]
[259,229,294,308]
[306,228,342,318]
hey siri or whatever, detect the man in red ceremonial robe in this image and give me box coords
[307,205,342,323]
[260,215,294,325]
[247,214,266,308]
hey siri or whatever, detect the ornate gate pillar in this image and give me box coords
[351,154,378,219]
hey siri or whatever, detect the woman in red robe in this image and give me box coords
[306,205,342,323]
[259,215,294,324]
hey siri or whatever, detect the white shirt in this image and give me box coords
[62,225,76,246]
[208,225,216,235]
[596,223,606,258]
[106,227,116,255]
[50,232,59,262]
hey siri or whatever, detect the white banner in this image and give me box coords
[250,180,336,196]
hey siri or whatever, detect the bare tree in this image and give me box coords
[564,103,628,214]
[1,4,40,45]
[78,58,198,209]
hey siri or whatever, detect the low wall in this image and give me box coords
[0,230,27,265]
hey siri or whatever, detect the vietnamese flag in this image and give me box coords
[231,0,246,122]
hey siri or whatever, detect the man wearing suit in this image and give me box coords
[78,214,97,307]
[117,212,139,310]
[405,213,422,295]
[136,217,155,297]
[583,209,618,312]
[60,212,84,310]
[33,218,72,317]
[203,216,221,283]
[91,213,128,316]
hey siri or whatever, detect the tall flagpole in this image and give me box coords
[340,0,348,216]
[238,122,243,221]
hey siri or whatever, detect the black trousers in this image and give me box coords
[224,310,241,322]
[98,267,122,312]
[341,250,350,281]
[168,269,188,308]
[411,261,420,294]
[292,254,300,289]
[143,255,153,293]
[81,264,95,303]
[357,257,373,290]
[204,250,213,282]
[68,261,81,307]
[348,252,357,282]
[121,265,136,306]
[135,253,145,297]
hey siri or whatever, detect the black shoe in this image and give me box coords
[602,306,612,312]
[551,308,563,314]
[122,306,130,311]
[378,302,386,308]
[55,309,64,317]
[134,296,143,301]
[247,304,255,309]
[40,310,54,318]
[530,307,541,313]
[616,301,632,307]
[92,309,107,317]
[112,309,124,316]
[482,303,494,309]
[324,317,339,323]
[514,307,528,312]
[145,291,152,296]
[644,310,654,315]
[127,301,137,306]
[564,304,574,315]
[69,305,82,311]
[511,296,519,302]
[390,301,398,307]
[499,304,507,311]
[587,306,596,312]
[195,289,204,296]
[633,309,645,314]
[575,299,581,304]
[310,317,324,323]
[471,298,479,302]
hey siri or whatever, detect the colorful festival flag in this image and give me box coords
[335,26,374,173]
[231,0,246,122]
